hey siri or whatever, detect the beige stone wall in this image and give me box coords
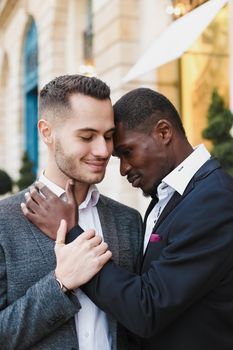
[0,0,75,179]
[92,0,148,212]
[0,0,177,212]
[92,0,139,100]
[93,0,177,213]
[0,0,232,215]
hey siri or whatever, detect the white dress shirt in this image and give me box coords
[144,144,211,252]
[39,173,112,350]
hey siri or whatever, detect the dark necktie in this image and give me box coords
[65,225,84,243]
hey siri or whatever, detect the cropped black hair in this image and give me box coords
[113,88,185,135]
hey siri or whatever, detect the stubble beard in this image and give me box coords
[142,180,161,198]
[54,139,106,185]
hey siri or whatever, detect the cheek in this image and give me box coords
[140,155,158,181]
[67,139,91,157]
[144,164,156,181]
[108,141,114,154]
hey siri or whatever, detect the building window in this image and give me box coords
[23,18,38,174]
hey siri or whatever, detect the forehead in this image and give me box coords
[114,123,146,148]
[63,93,114,130]
[69,93,112,116]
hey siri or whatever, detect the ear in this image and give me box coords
[38,119,53,145]
[152,119,173,145]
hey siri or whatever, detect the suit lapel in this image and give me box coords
[24,216,56,267]
[14,189,56,270]
[20,187,56,268]
[97,196,119,265]
[144,197,158,231]
[142,158,221,270]
[154,191,180,232]
[96,196,119,350]
[150,158,221,234]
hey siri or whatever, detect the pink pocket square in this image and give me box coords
[150,233,161,242]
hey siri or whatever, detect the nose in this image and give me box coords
[120,158,132,176]
[93,137,112,158]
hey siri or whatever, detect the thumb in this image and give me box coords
[65,179,76,205]
[55,219,67,247]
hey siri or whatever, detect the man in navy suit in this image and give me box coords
[24,88,233,350]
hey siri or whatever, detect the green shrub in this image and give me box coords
[0,169,13,195]
[16,152,36,190]
[202,89,233,176]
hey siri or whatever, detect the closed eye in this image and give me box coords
[80,136,93,142]
[104,130,115,141]
[113,148,131,158]
[121,149,131,157]
[104,135,113,141]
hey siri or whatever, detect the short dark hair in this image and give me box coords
[113,88,185,135]
[39,74,111,120]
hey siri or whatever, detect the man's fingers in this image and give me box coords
[21,202,34,217]
[65,179,76,205]
[35,182,57,199]
[34,181,45,191]
[24,192,40,214]
[21,202,41,224]
[94,241,109,256]
[74,229,97,243]
[29,186,45,206]
[55,219,67,248]
[97,250,112,267]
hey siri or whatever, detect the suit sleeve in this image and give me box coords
[0,245,80,350]
[82,188,233,338]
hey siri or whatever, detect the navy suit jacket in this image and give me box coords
[82,159,233,350]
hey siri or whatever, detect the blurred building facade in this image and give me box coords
[0,0,232,213]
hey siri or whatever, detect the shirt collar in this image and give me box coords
[39,171,100,208]
[79,185,100,209]
[162,144,211,195]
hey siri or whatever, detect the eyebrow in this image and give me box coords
[76,127,116,133]
[112,146,123,157]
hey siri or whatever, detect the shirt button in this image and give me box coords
[85,331,89,338]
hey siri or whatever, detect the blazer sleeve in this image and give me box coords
[82,187,233,338]
[0,246,80,350]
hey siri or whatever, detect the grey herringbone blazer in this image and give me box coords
[0,189,143,350]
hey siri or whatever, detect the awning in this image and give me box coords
[123,0,229,83]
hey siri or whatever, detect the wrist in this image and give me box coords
[54,272,71,293]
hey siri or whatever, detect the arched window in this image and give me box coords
[23,18,38,174]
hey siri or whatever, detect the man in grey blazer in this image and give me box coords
[0,75,143,350]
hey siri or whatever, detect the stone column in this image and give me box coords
[92,0,151,213]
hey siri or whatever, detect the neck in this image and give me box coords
[173,138,194,168]
[44,155,90,205]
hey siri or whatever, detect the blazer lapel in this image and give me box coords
[20,186,56,268]
[153,191,183,232]
[144,197,158,230]
[24,216,56,267]
[96,196,119,350]
[150,158,221,233]
[142,158,221,270]
[97,196,119,265]
[14,188,56,270]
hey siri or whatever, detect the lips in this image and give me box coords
[127,174,141,187]
[85,160,108,172]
